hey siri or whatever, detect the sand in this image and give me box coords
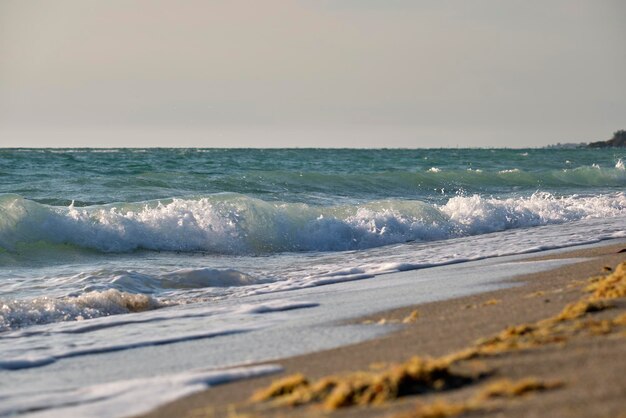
[140,242,626,418]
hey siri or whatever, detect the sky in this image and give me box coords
[0,0,624,148]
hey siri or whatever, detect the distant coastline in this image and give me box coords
[548,130,626,149]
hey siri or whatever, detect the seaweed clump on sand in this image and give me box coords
[251,356,480,410]
[474,377,563,400]
[394,377,563,418]
[586,262,626,300]
[476,262,626,354]
[394,400,472,418]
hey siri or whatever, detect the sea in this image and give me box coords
[1,148,625,417]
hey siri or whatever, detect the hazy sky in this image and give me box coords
[1,0,624,147]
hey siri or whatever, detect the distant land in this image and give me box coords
[588,130,626,148]
[548,130,626,149]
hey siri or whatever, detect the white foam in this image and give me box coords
[440,192,626,235]
[0,289,161,332]
[1,364,281,418]
[237,301,318,314]
[0,300,316,369]
[0,326,252,370]
[1,192,625,255]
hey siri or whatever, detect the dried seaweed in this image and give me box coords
[475,377,563,400]
[251,356,479,410]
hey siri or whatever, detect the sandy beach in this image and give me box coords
[141,241,626,418]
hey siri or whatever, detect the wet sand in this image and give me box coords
[141,241,626,418]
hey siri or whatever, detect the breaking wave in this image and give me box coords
[0,289,161,332]
[1,192,625,255]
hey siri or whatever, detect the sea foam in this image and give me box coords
[0,289,161,332]
[1,192,625,255]
[0,364,281,417]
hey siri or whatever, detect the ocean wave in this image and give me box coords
[0,289,161,332]
[218,164,626,194]
[0,267,275,330]
[0,192,625,256]
[76,268,267,294]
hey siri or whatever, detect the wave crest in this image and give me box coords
[0,289,161,332]
[0,192,625,255]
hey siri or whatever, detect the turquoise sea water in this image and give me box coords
[2,148,625,206]
[0,148,625,331]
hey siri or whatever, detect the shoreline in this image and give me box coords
[141,239,626,418]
